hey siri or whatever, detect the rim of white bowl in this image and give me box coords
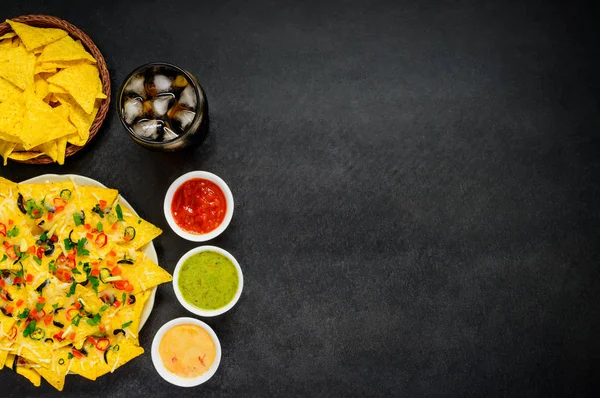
[151,317,222,387]
[173,246,244,317]
[164,171,234,242]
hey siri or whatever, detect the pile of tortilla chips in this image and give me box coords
[0,20,107,165]
[0,177,171,390]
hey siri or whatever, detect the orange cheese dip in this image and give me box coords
[158,324,216,378]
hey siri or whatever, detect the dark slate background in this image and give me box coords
[1,0,599,396]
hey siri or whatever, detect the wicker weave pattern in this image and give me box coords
[0,15,110,164]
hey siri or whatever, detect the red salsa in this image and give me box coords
[171,179,227,234]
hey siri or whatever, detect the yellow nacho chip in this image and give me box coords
[0,96,25,142]
[56,93,97,142]
[7,151,43,161]
[0,32,16,40]
[0,138,17,165]
[6,20,68,51]
[38,35,96,64]
[0,76,22,102]
[47,82,67,94]
[20,87,76,149]
[94,339,144,379]
[47,63,100,114]
[37,362,66,391]
[16,365,42,387]
[33,75,48,99]
[0,44,35,90]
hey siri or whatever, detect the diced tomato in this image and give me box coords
[0,223,5,237]
[53,198,67,208]
[8,220,13,226]
[90,268,100,277]
[47,212,54,221]
[111,266,122,276]
[6,246,17,260]
[74,302,81,310]
[67,253,76,261]
[113,280,130,291]
[44,314,53,325]
[13,277,22,285]
[71,348,82,357]
[91,261,99,266]
[112,222,118,230]
[28,246,36,254]
[5,305,13,314]
[53,332,64,342]
[35,309,46,320]
[99,200,107,209]
[36,247,44,259]
[86,336,96,345]
[29,308,37,319]
[0,280,5,288]
[69,332,76,341]
[113,300,121,308]
[123,234,132,242]
[54,206,65,213]
[86,233,94,240]
[99,325,106,332]
[95,233,107,248]
[84,224,91,230]
[108,250,116,257]
[50,234,58,242]
[106,261,115,268]
[37,296,46,303]
[26,274,34,283]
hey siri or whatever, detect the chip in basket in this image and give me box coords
[0,19,106,165]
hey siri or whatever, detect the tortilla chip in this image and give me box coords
[47,82,67,94]
[120,215,162,250]
[0,44,35,90]
[7,151,43,161]
[0,96,25,142]
[38,35,96,64]
[47,63,100,113]
[94,339,144,378]
[38,59,93,70]
[0,138,17,165]
[16,365,42,387]
[75,185,119,212]
[56,93,96,142]
[37,362,66,391]
[120,256,172,293]
[33,75,48,99]
[6,20,68,51]
[20,87,76,149]
[0,32,16,40]
[0,76,22,102]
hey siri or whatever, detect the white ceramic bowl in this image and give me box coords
[173,246,244,317]
[151,317,222,387]
[164,171,234,242]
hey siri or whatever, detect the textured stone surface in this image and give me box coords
[1,0,599,396]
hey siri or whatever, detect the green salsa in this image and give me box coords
[178,251,239,310]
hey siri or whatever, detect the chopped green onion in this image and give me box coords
[121,321,133,329]
[115,204,123,221]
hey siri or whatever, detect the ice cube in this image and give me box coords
[162,126,179,141]
[125,75,145,98]
[173,110,195,132]
[146,74,172,96]
[132,119,163,140]
[151,94,175,117]
[178,85,197,109]
[122,98,143,124]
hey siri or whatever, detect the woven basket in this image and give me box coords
[0,15,110,164]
